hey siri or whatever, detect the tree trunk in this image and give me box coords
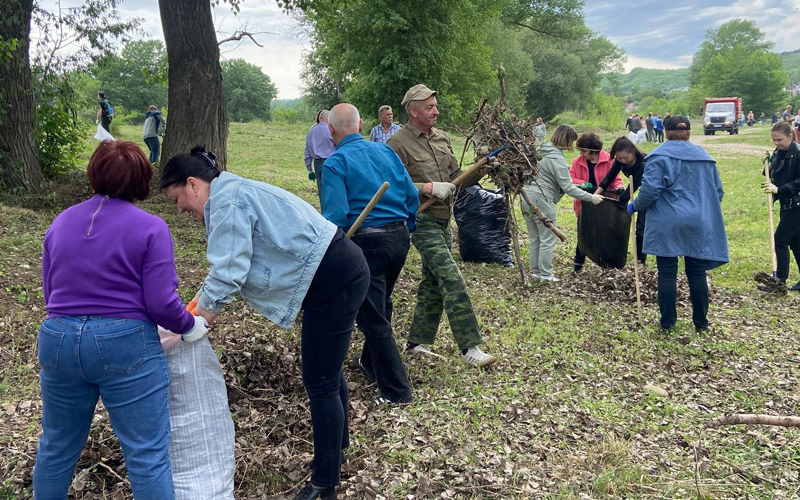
[0,0,45,192]
[158,0,228,169]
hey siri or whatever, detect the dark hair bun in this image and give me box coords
[190,145,207,155]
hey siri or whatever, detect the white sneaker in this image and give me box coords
[462,346,497,367]
[406,344,443,358]
[540,275,560,282]
[531,272,542,280]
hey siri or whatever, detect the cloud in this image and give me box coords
[623,55,688,72]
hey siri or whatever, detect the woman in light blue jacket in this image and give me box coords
[160,147,369,500]
[628,117,729,332]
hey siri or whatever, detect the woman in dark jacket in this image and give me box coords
[595,136,648,265]
[763,121,800,291]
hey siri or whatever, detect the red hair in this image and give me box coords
[87,140,152,202]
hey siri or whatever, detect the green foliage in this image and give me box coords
[689,19,773,87]
[93,40,168,117]
[33,77,89,178]
[599,67,690,96]
[779,49,800,82]
[221,59,278,122]
[0,37,19,61]
[550,90,625,132]
[303,0,496,125]
[698,45,787,115]
[501,0,586,39]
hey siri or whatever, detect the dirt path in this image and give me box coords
[690,126,770,156]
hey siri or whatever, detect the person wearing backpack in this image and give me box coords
[97,91,114,132]
[143,105,166,164]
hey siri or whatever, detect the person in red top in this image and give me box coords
[569,133,623,272]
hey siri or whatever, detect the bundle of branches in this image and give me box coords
[458,99,559,286]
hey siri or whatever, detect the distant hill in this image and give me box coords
[780,50,800,81]
[602,51,800,95]
[271,98,305,109]
[599,67,690,94]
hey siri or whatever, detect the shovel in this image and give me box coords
[754,153,787,295]
[628,183,643,325]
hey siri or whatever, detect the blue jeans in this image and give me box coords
[656,257,713,330]
[144,136,160,164]
[33,317,174,499]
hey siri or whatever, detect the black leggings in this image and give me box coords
[775,207,800,281]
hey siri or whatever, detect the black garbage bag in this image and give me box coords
[577,199,631,269]
[454,185,514,267]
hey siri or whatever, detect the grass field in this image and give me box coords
[1,121,799,499]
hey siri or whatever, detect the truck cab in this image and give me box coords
[703,98,741,135]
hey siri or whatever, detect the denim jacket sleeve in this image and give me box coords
[196,198,258,314]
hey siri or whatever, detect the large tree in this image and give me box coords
[689,19,773,86]
[158,0,228,168]
[221,59,278,122]
[0,0,44,192]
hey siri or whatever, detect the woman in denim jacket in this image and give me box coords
[161,147,369,500]
[34,141,208,499]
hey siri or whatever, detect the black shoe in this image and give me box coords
[350,355,375,383]
[790,281,800,291]
[292,483,336,500]
[695,326,709,334]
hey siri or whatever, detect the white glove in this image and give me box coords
[427,182,456,200]
[182,315,209,343]
[158,327,182,351]
[589,193,603,205]
[763,182,778,194]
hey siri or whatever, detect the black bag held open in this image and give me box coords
[577,199,631,269]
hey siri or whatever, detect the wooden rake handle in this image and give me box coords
[346,182,390,238]
[418,156,490,213]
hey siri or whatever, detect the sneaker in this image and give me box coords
[462,346,497,367]
[405,344,443,358]
[790,281,800,291]
[540,275,560,282]
[292,483,336,500]
[531,272,543,280]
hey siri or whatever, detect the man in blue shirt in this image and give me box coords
[369,105,401,144]
[322,103,418,404]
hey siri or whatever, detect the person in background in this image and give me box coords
[627,117,728,333]
[761,112,766,126]
[387,84,497,367]
[322,103,418,404]
[747,111,755,127]
[645,113,655,142]
[783,105,793,122]
[161,147,369,500]
[595,136,649,266]
[533,117,546,146]
[793,110,800,134]
[761,120,800,292]
[369,105,401,144]
[33,140,207,499]
[569,132,623,273]
[663,111,672,130]
[142,105,166,164]
[304,110,336,201]
[654,114,664,143]
[628,113,641,133]
[773,111,779,125]
[96,91,113,132]
[521,125,603,282]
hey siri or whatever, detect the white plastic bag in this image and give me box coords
[94,124,115,142]
[163,335,235,499]
[636,129,647,143]
[627,131,640,144]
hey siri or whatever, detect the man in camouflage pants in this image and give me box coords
[388,84,497,367]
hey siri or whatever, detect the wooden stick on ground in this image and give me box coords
[629,183,643,325]
[346,182,390,238]
[711,413,800,428]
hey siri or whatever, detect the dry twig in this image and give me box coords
[711,413,800,428]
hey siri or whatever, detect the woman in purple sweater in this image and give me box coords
[33,141,208,499]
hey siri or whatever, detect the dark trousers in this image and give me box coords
[634,210,647,264]
[144,136,160,164]
[101,116,112,132]
[656,130,664,142]
[351,226,413,403]
[313,158,325,202]
[656,256,713,330]
[775,207,800,281]
[301,264,369,487]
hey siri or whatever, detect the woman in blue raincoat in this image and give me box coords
[627,117,729,332]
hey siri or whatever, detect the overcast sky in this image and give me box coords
[38,0,800,99]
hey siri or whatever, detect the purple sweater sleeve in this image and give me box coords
[142,222,195,333]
